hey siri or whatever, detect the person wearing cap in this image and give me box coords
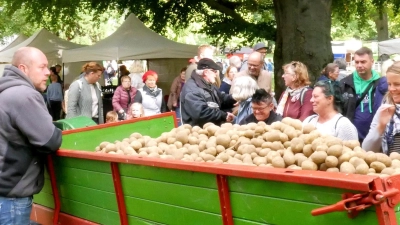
[138,70,167,116]
[180,58,236,127]
[185,44,222,87]
[240,42,269,72]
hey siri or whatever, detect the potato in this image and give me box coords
[283,151,296,166]
[226,149,236,157]
[283,141,291,149]
[311,138,324,151]
[105,143,117,153]
[254,126,265,135]
[338,153,352,166]
[271,141,284,151]
[199,152,215,161]
[271,156,285,168]
[391,159,400,169]
[216,152,230,162]
[287,165,302,170]
[206,125,219,136]
[302,144,313,157]
[267,151,280,163]
[370,161,386,173]
[238,144,256,154]
[279,133,289,143]
[319,163,328,171]
[283,126,297,140]
[368,168,376,174]
[301,160,318,171]
[253,156,267,166]
[327,145,342,157]
[340,162,356,174]
[259,148,270,157]
[315,144,328,152]
[291,138,304,153]
[203,147,217,156]
[251,138,264,148]
[326,168,340,173]
[381,168,395,175]
[325,156,338,168]
[234,154,242,160]
[138,151,148,157]
[228,157,243,164]
[390,152,400,161]
[349,157,367,168]
[263,131,281,142]
[295,154,308,167]
[310,151,328,165]
[302,123,316,134]
[376,153,392,167]
[215,128,229,136]
[215,134,230,148]
[355,164,369,175]
[364,152,377,165]
[99,141,110,149]
[343,140,360,150]
[130,140,142,150]
[148,152,160,158]
[325,137,342,147]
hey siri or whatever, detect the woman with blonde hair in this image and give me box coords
[231,76,259,124]
[129,61,145,89]
[67,62,104,124]
[363,61,400,154]
[127,103,145,119]
[276,61,314,121]
[219,66,237,94]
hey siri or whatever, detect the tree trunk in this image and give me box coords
[273,0,333,99]
[375,11,389,41]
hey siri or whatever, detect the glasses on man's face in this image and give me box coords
[248,64,260,68]
[252,105,269,112]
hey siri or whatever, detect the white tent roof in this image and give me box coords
[62,14,198,63]
[378,39,400,56]
[0,34,28,52]
[0,29,85,63]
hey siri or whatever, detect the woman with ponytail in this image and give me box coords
[303,80,358,141]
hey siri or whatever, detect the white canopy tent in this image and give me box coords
[378,39,400,56]
[63,14,198,93]
[62,14,198,62]
[0,29,96,85]
[0,34,28,52]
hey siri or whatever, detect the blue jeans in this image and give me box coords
[0,196,32,225]
[175,107,182,126]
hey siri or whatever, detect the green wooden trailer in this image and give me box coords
[30,112,400,225]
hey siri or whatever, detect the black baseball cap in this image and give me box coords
[197,58,221,70]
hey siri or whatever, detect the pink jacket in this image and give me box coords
[112,86,141,112]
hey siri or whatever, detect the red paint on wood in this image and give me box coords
[56,149,375,192]
[62,112,176,135]
[216,175,234,225]
[46,155,61,225]
[111,162,129,225]
[30,204,99,225]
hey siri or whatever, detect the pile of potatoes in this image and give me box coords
[95,117,400,177]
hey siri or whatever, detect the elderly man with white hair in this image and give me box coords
[180,58,236,127]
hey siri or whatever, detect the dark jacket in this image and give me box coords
[167,76,184,110]
[240,111,282,125]
[340,75,388,142]
[180,71,236,127]
[0,65,62,197]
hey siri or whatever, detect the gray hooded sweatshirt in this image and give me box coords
[0,65,62,197]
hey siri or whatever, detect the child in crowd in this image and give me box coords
[127,103,144,119]
[106,111,119,123]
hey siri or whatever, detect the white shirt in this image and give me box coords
[90,85,98,118]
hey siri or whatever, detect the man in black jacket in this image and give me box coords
[0,47,62,224]
[180,58,236,127]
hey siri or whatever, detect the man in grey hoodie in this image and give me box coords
[0,47,62,224]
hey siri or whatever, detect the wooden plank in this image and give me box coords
[230,192,379,225]
[54,167,115,193]
[229,176,358,206]
[233,218,271,225]
[34,192,55,209]
[60,198,120,225]
[119,164,217,189]
[121,176,220,214]
[125,196,223,225]
[127,216,165,225]
[58,184,118,212]
[61,115,175,151]
[54,157,111,173]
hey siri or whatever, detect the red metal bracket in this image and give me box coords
[381,175,400,208]
[311,189,400,218]
[110,162,129,225]
[216,175,234,225]
[47,154,61,225]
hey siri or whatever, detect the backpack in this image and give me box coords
[300,87,312,106]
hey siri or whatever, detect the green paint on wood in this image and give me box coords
[61,116,175,151]
[125,196,222,225]
[55,167,114,193]
[59,184,118,212]
[53,157,111,173]
[230,192,378,225]
[127,216,165,225]
[33,192,54,208]
[60,198,120,225]
[119,164,217,189]
[121,176,220,214]
[233,218,272,225]
[229,176,359,206]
